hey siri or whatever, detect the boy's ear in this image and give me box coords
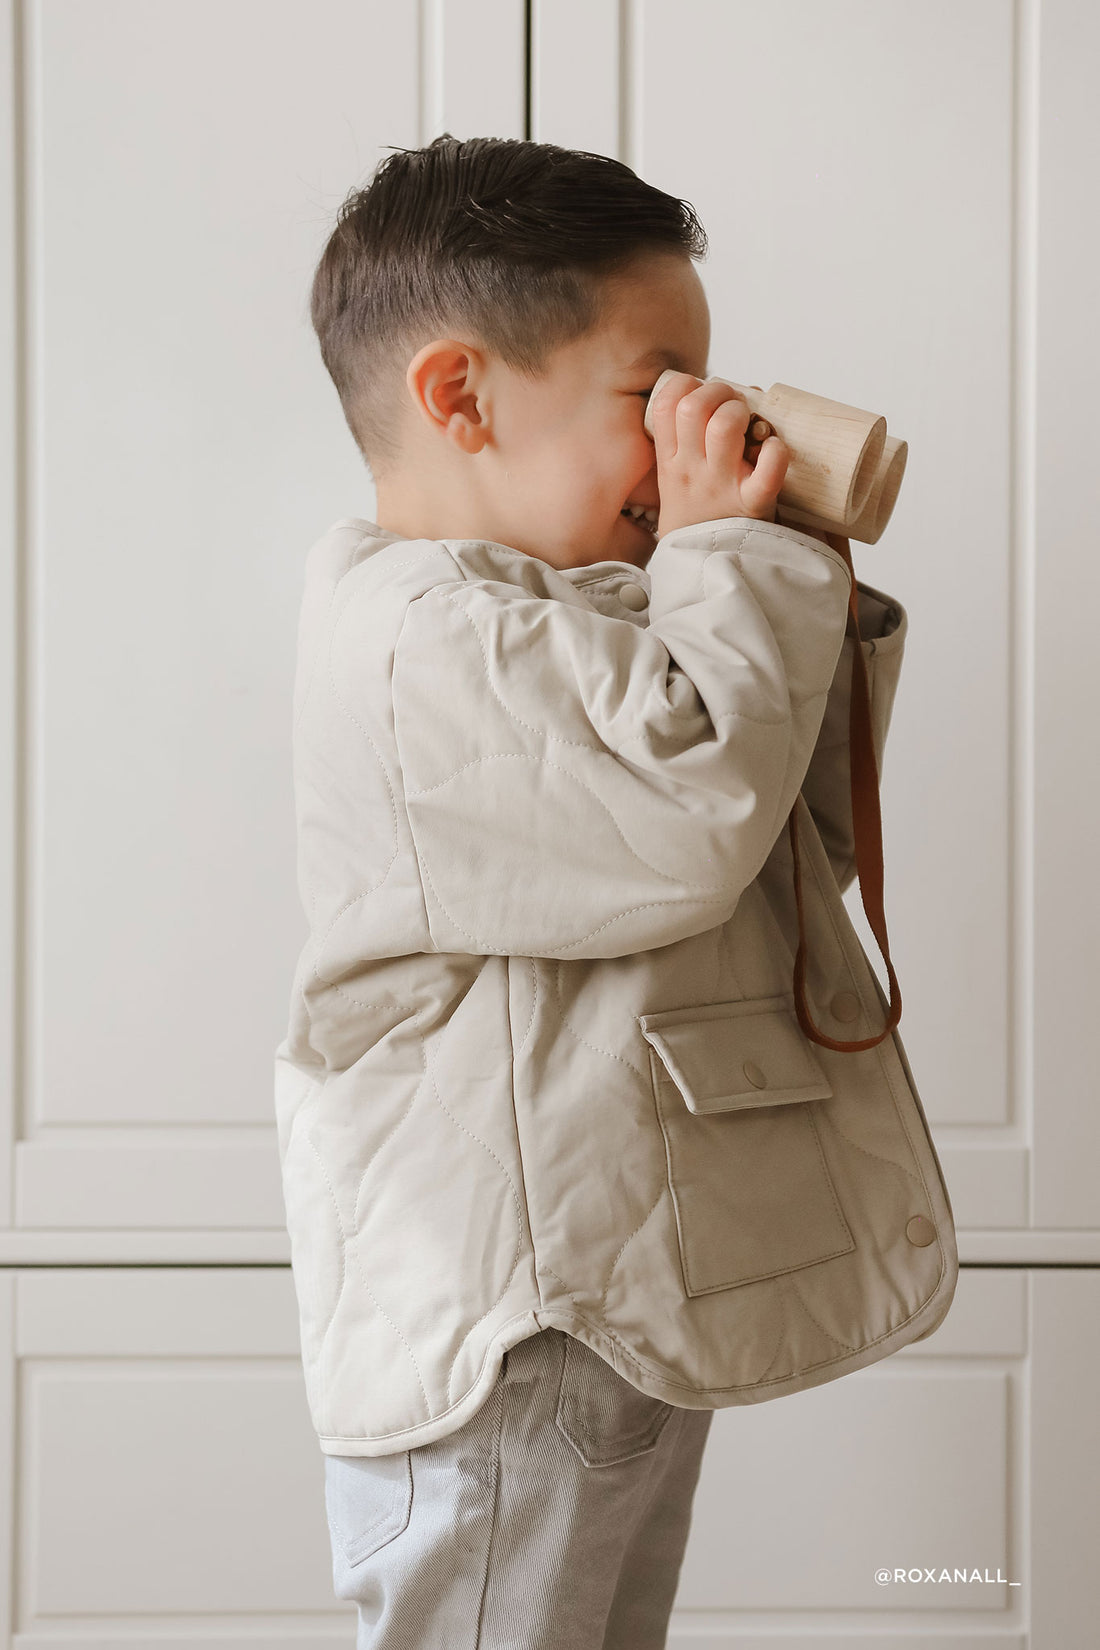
[406,339,489,454]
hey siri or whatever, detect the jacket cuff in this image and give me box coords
[652,515,855,586]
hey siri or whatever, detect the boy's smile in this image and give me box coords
[376,250,711,571]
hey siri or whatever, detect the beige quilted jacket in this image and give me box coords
[273,514,957,1457]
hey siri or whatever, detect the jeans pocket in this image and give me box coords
[554,1331,675,1468]
[323,1449,413,1567]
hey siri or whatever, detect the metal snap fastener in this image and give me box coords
[831,990,860,1023]
[618,581,649,611]
[906,1215,936,1247]
[742,1061,767,1089]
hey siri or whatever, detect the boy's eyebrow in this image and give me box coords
[626,347,694,372]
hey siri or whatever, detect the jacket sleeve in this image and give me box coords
[798,580,908,897]
[390,517,853,959]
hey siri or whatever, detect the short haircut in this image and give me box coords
[309,134,708,480]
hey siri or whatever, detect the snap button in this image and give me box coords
[618,581,649,611]
[905,1215,936,1247]
[831,990,861,1023]
[742,1061,767,1089]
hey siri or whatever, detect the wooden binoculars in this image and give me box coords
[644,369,908,545]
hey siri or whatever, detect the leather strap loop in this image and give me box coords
[788,532,902,1051]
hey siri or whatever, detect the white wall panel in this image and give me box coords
[0,0,19,1232]
[668,1267,1030,1644]
[3,0,524,1236]
[1030,1270,1100,1648]
[4,1265,1076,1649]
[6,1268,351,1644]
[1030,0,1100,1228]
[423,0,526,140]
[531,0,620,157]
[533,0,1052,1234]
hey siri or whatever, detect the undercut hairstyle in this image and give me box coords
[309,134,708,480]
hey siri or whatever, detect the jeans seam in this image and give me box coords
[473,1359,506,1647]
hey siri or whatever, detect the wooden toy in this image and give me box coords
[644,369,908,544]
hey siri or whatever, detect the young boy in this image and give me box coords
[274,134,955,1648]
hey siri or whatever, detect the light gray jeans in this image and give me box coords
[323,1325,714,1649]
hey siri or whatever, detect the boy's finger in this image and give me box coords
[681,383,750,461]
[644,369,698,438]
[645,369,700,453]
[741,434,789,508]
[702,392,752,438]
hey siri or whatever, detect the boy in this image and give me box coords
[275,135,955,1648]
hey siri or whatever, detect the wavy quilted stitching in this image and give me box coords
[307,1143,431,1433]
[408,751,743,892]
[536,1261,581,1300]
[347,1243,432,1419]
[434,580,793,740]
[551,962,649,1081]
[314,1027,433,1418]
[351,1034,428,1233]
[313,876,401,949]
[753,1290,795,1385]
[787,1275,859,1355]
[816,1101,923,1188]
[597,1189,665,1312]
[544,960,666,1307]
[408,755,771,904]
[430,587,605,752]
[414,808,731,954]
[305,963,421,1021]
[300,1128,347,1424]
[421,1055,525,1283]
[419,1011,527,1406]
[401,748,733,887]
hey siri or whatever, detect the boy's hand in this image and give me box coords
[648,372,790,538]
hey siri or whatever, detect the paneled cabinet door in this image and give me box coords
[0,0,526,1247]
[1,1268,1095,1647]
[667,1267,1098,1649]
[531,0,1100,1246]
[0,1269,352,1646]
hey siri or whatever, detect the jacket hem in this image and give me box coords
[529,1284,955,1412]
[315,1310,543,1456]
[313,1260,956,1457]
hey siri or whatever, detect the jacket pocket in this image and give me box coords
[323,1450,413,1567]
[638,994,855,1296]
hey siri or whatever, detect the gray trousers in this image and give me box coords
[323,1326,714,1649]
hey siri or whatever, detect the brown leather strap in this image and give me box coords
[788,532,902,1051]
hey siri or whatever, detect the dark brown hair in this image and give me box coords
[309,134,708,479]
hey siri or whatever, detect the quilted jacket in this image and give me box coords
[273,513,958,1457]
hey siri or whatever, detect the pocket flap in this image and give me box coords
[637,993,834,1115]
